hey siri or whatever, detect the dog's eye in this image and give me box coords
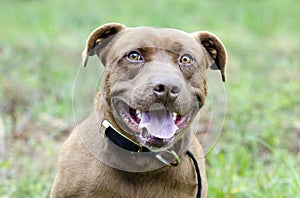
[126,51,143,62]
[179,54,193,65]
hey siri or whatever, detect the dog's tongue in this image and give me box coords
[139,110,178,139]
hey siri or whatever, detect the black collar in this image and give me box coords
[101,120,150,152]
[100,120,180,166]
[100,120,201,197]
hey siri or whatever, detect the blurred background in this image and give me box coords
[0,0,299,197]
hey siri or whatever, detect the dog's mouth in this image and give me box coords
[115,101,196,148]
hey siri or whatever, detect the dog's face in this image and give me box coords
[82,23,226,150]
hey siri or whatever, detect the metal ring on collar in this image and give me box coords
[155,149,180,166]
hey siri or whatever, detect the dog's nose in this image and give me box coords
[153,81,181,102]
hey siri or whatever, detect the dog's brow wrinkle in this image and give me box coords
[172,42,183,53]
[136,47,155,61]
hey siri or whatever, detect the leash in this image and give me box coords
[101,120,201,197]
[186,150,202,198]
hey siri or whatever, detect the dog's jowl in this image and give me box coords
[50,23,227,198]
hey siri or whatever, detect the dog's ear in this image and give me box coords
[191,31,227,82]
[82,23,126,67]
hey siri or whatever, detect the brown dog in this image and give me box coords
[50,23,227,198]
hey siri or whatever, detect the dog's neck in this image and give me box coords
[84,94,195,171]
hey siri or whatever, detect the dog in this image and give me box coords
[50,23,227,198]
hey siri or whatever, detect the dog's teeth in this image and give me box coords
[172,112,177,121]
[136,110,141,119]
[124,117,129,123]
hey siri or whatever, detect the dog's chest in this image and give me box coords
[90,161,197,198]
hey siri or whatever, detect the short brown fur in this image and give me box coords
[51,23,227,198]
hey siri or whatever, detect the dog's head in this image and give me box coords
[82,23,227,150]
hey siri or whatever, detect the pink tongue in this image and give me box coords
[139,110,178,139]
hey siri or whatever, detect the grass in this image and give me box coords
[1,0,300,197]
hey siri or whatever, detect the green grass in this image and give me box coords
[1,0,299,197]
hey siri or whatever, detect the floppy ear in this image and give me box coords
[191,31,227,82]
[81,23,126,67]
